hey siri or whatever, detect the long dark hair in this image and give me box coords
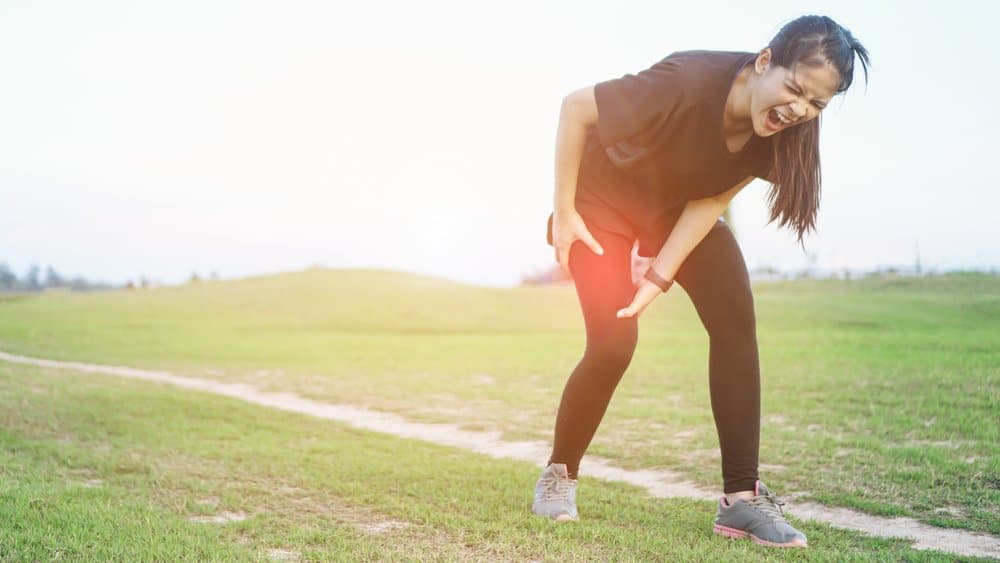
[763,15,871,247]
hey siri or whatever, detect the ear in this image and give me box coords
[755,48,772,75]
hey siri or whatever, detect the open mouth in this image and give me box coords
[765,108,792,131]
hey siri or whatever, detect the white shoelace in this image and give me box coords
[540,476,576,502]
[751,490,788,522]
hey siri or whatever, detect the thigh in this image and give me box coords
[568,225,637,337]
[673,221,755,329]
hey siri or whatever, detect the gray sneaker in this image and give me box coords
[531,463,578,522]
[713,480,808,548]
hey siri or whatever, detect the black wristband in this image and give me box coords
[643,267,674,293]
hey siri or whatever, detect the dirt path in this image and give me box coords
[1,350,997,559]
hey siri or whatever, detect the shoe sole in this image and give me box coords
[532,510,577,523]
[713,524,808,548]
[532,507,577,523]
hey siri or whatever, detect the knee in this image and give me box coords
[583,322,638,371]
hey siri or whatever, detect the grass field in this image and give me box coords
[0,362,991,561]
[0,268,997,559]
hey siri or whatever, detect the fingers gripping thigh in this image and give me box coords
[568,227,638,340]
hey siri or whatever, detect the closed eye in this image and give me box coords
[787,84,826,110]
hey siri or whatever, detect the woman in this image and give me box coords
[532,14,870,549]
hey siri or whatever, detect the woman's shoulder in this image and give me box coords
[650,49,756,94]
[664,49,756,75]
[661,49,755,66]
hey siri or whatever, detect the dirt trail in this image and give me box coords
[1,350,997,559]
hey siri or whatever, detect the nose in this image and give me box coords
[788,100,809,120]
[788,100,807,119]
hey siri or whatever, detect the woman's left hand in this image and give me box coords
[616,280,663,318]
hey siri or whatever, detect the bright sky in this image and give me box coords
[1,0,994,287]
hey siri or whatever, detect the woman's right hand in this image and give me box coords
[553,208,605,277]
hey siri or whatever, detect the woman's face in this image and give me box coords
[750,48,841,137]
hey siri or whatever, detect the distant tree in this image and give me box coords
[69,276,89,290]
[0,262,120,292]
[188,272,201,284]
[44,266,66,288]
[0,262,17,290]
[24,264,42,291]
[520,263,571,286]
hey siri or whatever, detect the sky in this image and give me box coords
[1,0,996,288]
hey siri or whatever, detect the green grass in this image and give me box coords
[0,268,996,537]
[0,362,990,561]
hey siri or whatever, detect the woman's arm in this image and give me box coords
[615,176,754,319]
[554,86,599,214]
[647,176,755,283]
[551,86,606,273]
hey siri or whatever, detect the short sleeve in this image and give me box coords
[593,53,687,149]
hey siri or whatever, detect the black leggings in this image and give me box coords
[547,220,760,494]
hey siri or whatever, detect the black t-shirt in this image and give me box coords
[547,50,775,257]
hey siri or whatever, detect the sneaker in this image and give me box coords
[531,463,578,522]
[713,480,808,548]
